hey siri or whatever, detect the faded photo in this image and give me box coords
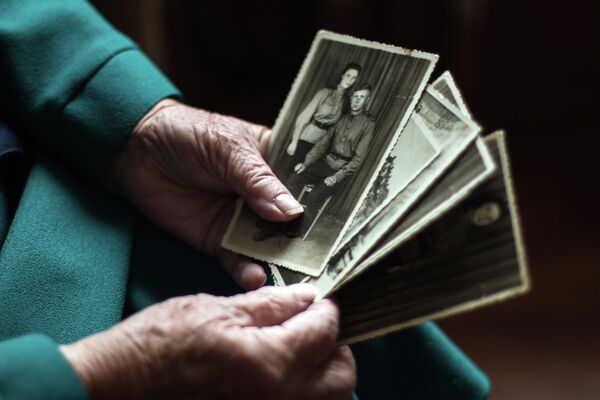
[307,88,481,294]
[334,133,527,344]
[342,108,441,243]
[223,32,437,276]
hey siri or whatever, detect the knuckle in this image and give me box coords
[251,289,287,317]
[320,304,340,329]
[163,295,198,315]
[243,166,281,195]
[209,124,242,151]
[198,112,251,178]
[264,294,287,317]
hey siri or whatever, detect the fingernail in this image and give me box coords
[275,194,304,216]
[291,283,318,302]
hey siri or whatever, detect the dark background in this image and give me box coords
[93,1,600,398]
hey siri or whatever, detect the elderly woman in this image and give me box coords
[0,2,489,399]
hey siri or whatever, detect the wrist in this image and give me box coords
[334,171,345,182]
[60,329,150,399]
[108,98,181,195]
[132,98,181,137]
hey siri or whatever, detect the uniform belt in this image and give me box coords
[329,152,353,162]
[311,119,333,130]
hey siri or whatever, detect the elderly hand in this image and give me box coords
[61,285,356,400]
[111,99,304,290]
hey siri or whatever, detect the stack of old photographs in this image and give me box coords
[223,31,529,344]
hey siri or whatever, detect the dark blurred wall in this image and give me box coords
[93,1,600,397]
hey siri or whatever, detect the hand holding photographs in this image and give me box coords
[222,31,529,344]
[223,31,438,276]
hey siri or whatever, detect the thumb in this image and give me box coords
[229,125,304,221]
[229,284,317,327]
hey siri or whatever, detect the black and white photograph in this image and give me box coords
[307,85,482,296]
[431,71,473,119]
[342,111,441,242]
[268,263,307,287]
[223,31,437,276]
[348,137,495,285]
[349,73,496,279]
[342,72,471,243]
[334,131,528,345]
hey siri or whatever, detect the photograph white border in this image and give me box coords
[308,86,482,296]
[222,30,439,276]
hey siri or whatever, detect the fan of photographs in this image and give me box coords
[223,31,529,344]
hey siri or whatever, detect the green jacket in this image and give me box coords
[0,1,490,399]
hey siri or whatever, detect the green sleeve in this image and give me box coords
[0,0,181,180]
[0,334,88,400]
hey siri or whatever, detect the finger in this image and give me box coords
[248,124,271,157]
[232,150,304,221]
[221,121,302,220]
[304,346,357,400]
[205,116,302,222]
[266,298,340,368]
[219,250,267,290]
[229,284,318,327]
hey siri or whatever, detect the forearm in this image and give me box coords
[303,134,329,166]
[60,329,149,400]
[291,89,326,144]
[291,120,307,144]
[333,157,362,182]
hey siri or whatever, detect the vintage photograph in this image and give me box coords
[342,109,441,243]
[307,85,482,296]
[350,74,496,278]
[348,137,495,283]
[223,31,437,276]
[268,263,308,286]
[431,71,473,119]
[334,131,528,345]
[341,72,470,244]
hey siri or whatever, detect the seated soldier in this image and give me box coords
[285,82,375,238]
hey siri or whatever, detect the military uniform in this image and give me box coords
[286,111,375,234]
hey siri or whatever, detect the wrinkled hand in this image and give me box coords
[287,140,298,156]
[324,176,337,187]
[61,285,356,400]
[111,99,304,290]
[294,163,306,174]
